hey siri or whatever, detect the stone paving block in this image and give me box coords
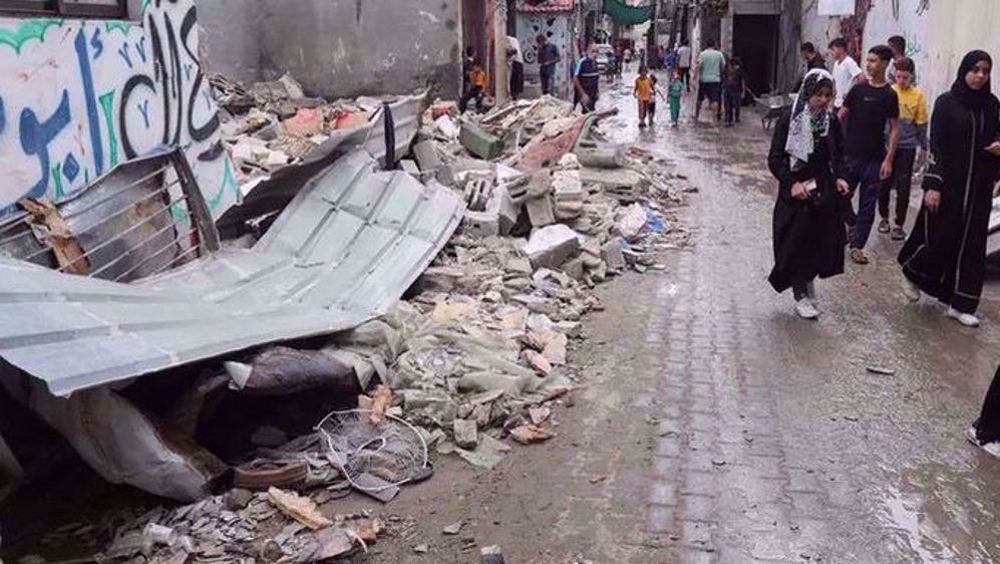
[523,224,580,269]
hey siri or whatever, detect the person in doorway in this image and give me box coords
[967,365,1000,457]
[723,57,746,126]
[887,35,907,83]
[677,40,693,92]
[459,58,487,113]
[694,39,725,124]
[635,66,654,128]
[574,44,601,114]
[767,69,851,320]
[838,45,900,265]
[462,46,476,99]
[801,42,828,71]
[537,35,561,96]
[829,37,864,110]
[507,37,525,100]
[898,50,1000,327]
[878,57,928,241]
[668,66,685,127]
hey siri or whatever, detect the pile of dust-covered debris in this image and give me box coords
[8,93,695,564]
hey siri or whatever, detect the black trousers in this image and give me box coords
[724,89,741,123]
[541,69,554,95]
[878,148,917,226]
[974,366,1000,443]
[460,86,484,113]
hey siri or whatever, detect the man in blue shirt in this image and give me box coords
[574,44,601,113]
[536,35,561,96]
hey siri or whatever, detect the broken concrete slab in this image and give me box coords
[578,167,645,188]
[573,142,627,169]
[523,224,581,269]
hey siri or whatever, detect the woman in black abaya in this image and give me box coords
[898,51,1000,327]
[767,69,851,319]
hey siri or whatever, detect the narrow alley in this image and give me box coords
[354,83,1000,563]
[5,1,1000,563]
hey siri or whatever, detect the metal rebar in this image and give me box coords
[87,221,186,279]
[112,230,198,282]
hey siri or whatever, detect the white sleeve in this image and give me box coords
[848,58,863,78]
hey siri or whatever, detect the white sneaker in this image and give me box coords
[795,298,820,320]
[902,278,921,303]
[967,425,1000,458]
[947,307,980,327]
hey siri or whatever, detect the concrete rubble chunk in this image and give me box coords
[574,142,628,169]
[487,185,520,236]
[552,170,585,221]
[523,224,581,269]
[461,122,505,160]
[481,545,507,564]
[464,210,500,238]
[453,419,479,449]
[526,196,556,228]
[615,203,648,242]
[602,238,628,270]
[579,167,645,188]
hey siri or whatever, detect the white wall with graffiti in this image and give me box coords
[861,0,1000,106]
[0,0,237,220]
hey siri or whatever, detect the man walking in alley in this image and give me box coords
[537,35,561,96]
[802,42,828,71]
[677,40,692,92]
[878,57,927,241]
[887,35,907,83]
[829,38,863,110]
[839,45,900,265]
[694,39,725,124]
[574,44,601,113]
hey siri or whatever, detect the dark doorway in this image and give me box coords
[733,14,779,96]
[463,0,488,62]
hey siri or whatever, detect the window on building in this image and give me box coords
[0,0,128,18]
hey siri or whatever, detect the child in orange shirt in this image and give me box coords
[460,58,487,113]
[635,66,654,128]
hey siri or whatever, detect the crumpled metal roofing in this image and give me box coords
[0,151,464,397]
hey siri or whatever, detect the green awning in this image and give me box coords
[602,0,654,25]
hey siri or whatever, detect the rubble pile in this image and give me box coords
[210,73,384,190]
[4,92,695,562]
[366,96,694,469]
[30,488,385,562]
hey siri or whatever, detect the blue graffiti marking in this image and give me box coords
[63,153,80,182]
[90,27,103,59]
[138,99,151,128]
[0,97,5,136]
[74,29,103,176]
[20,90,72,199]
[117,42,132,68]
[184,63,193,81]
[136,35,147,63]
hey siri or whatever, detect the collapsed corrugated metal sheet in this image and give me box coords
[0,150,464,397]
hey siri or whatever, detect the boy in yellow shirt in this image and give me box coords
[634,66,654,128]
[460,58,487,113]
[879,57,928,240]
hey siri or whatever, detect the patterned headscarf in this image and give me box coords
[786,69,835,172]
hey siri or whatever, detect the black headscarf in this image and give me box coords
[951,50,993,110]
